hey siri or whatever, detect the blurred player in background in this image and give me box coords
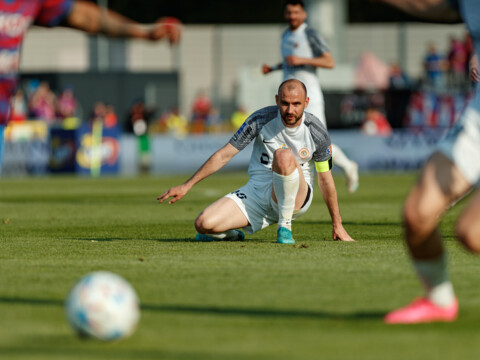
[262,0,359,193]
[376,0,480,324]
[0,0,181,169]
[158,79,354,244]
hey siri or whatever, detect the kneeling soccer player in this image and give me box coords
[158,79,354,244]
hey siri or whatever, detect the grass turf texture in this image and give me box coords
[1,172,479,360]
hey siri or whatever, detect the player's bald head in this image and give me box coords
[277,79,307,99]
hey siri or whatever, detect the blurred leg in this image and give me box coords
[385,152,471,324]
[403,152,471,260]
[332,144,359,193]
[456,190,480,253]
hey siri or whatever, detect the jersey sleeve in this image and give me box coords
[305,27,330,58]
[35,0,73,27]
[229,106,278,151]
[305,113,332,172]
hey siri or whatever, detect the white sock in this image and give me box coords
[206,230,240,240]
[272,168,299,230]
[413,253,456,307]
[331,144,353,172]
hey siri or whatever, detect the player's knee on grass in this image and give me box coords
[194,213,217,234]
[194,214,208,234]
[272,148,296,175]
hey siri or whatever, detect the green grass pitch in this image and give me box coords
[1,172,480,360]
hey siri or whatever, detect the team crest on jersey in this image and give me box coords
[326,145,332,155]
[281,143,289,150]
[298,147,309,159]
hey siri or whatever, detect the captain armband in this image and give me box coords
[314,158,333,173]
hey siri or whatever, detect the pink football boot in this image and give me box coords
[385,297,458,324]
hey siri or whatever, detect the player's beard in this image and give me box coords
[288,19,301,30]
[282,112,302,127]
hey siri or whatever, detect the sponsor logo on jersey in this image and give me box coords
[298,147,309,159]
[326,145,332,155]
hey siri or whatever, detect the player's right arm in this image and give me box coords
[64,1,181,43]
[374,0,462,22]
[262,63,283,74]
[157,143,240,204]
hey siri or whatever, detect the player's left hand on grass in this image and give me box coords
[157,184,189,204]
[332,225,355,242]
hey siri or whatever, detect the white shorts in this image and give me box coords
[224,180,313,234]
[437,103,480,187]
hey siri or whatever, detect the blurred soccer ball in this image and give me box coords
[65,271,140,341]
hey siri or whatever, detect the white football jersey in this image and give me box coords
[281,23,330,124]
[229,106,332,189]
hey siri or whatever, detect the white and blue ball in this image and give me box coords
[65,271,140,341]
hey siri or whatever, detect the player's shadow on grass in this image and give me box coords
[0,296,385,321]
[295,220,402,226]
[66,237,201,242]
[142,303,385,321]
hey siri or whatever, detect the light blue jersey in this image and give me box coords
[438,0,480,185]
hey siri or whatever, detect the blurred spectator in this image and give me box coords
[191,90,212,134]
[423,43,447,92]
[162,106,188,137]
[104,104,118,129]
[26,79,40,101]
[90,101,107,123]
[206,107,223,133]
[388,62,411,90]
[28,81,57,124]
[340,89,370,127]
[56,86,77,119]
[362,107,392,137]
[231,105,249,130]
[386,62,412,128]
[125,99,153,173]
[125,99,154,136]
[446,36,468,91]
[10,89,27,122]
